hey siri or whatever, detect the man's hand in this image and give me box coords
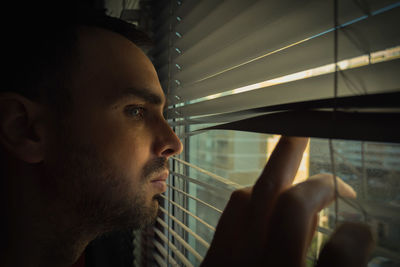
[201,136,374,267]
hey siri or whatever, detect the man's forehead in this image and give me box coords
[73,26,165,108]
[76,26,149,65]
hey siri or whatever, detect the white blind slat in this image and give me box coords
[172,156,241,189]
[166,7,400,103]
[168,57,400,119]
[153,240,179,266]
[156,218,204,261]
[159,206,210,249]
[154,228,195,267]
[160,194,216,231]
[153,252,168,267]
[159,1,399,95]
[168,184,223,213]
[171,171,233,197]
[163,0,380,66]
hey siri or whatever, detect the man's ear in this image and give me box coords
[0,93,46,163]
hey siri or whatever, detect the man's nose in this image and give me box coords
[153,119,183,158]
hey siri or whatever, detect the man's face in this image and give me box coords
[43,27,182,233]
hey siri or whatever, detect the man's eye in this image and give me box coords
[125,106,145,118]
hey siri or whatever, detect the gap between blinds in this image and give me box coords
[167,156,400,263]
[146,159,400,265]
[146,0,400,266]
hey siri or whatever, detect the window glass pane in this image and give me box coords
[185,128,400,266]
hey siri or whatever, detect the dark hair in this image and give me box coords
[2,1,153,113]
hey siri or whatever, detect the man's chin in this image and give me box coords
[101,194,162,232]
[146,194,162,222]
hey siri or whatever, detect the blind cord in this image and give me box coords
[330,0,340,229]
[325,2,340,265]
[361,141,367,199]
[330,0,370,238]
[166,1,173,265]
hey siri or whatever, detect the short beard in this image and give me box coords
[44,135,167,237]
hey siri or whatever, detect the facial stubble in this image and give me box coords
[46,137,167,236]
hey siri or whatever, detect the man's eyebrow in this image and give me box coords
[114,87,166,108]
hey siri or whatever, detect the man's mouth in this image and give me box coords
[150,170,169,192]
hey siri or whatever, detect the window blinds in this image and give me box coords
[155,0,400,142]
[163,1,399,104]
[136,0,400,266]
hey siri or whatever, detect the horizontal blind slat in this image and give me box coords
[168,57,400,119]
[154,228,195,267]
[153,1,214,57]
[166,6,400,103]
[171,171,233,196]
[153,252,168,267]
[172,157,241,189]
[159,1,399,93]
[163,0,386,66]
[160,194,216,231]
[168,184,223,213]
[156,218,204,261]
[168,91,400,128]
[159,206,210,249]
[196,110,400,143]
[153,240,179,266]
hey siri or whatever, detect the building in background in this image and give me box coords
[188,131,400,264]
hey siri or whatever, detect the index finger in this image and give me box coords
[251,136,309,206]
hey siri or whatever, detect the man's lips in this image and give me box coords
[150,170,169,182]
[150,170,169,192]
